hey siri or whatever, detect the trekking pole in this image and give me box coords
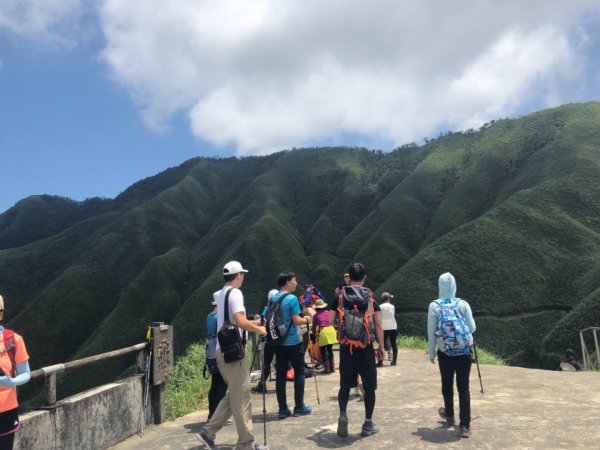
[259,319,268,446]
[472,340,484,395]
[308,330,321,405]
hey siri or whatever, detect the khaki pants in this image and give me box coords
[204,349,255,450]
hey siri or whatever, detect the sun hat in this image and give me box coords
[223,261,249,275]
[313,299,327,309]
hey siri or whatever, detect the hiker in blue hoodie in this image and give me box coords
[427,272,476,439]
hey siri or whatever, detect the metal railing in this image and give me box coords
[30,342,147,407]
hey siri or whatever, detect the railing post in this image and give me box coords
[150,322,173,424]
[45,373,57,406]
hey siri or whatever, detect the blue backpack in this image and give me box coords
[435,299,473,356]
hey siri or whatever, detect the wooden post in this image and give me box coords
[149,322,173,424]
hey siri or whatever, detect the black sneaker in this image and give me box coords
[361,421,380,436]
[278,408,292,420]
[196,428,217,450]
[337,414,348,437]
[253,382,267,394]
[376,360,384,367]
[459,426,471,438]
[438,407,455,425]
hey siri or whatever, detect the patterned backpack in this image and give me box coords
[435,299,473,356]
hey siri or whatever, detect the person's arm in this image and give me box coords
[427,302,438,363]
[0,361,31,388]
[373,310,386,359]
[233,312,266,336]
[460,301,476,333]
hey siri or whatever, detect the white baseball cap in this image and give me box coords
[223,260,249,275]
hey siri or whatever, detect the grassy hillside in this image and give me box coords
[1,102,599,402]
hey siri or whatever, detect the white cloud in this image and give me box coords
[0,0,87,45]
[74,1,600,152]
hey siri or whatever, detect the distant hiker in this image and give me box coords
[0,294,31,450]
[427,272,476,439]
[254,289,279,394]
[379,292,398,366]
[311,299,338,374]
[334,272,351,297]
[205,297,228,423]
[197,261,269,450]
[270,272,312,420]
[330,263,386,438]
[563,349,583,371]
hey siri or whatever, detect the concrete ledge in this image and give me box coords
[15,374,152,450]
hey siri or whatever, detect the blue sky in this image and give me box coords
[1,1,599,213]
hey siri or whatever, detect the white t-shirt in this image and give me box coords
[380,302,397,331]
[215,286,246,349]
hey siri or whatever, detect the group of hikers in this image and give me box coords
[197,260,477,450]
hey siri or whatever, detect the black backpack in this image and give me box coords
[266,293,292,345]
[217,288,246,363]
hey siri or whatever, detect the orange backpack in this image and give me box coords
[337,287,375,354]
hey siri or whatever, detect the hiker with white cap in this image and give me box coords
[0,293,31,450]
[197,261,269,450]
[379,292,398,366]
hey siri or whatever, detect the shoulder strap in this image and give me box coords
[223,287,234,323]
[3,329,16,377]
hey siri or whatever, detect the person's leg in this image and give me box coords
[204,350,233,438]
[274,346,291,414]
[328,345,335,373]
[455,354,472,429]
[259,342,275,388]
[0,433,15,450]
[208,369,227,420]
[358,346,378,420]
[224,356,255,450]
[289,343,308,412]
[337,345,356,438]
[337,345,357,414]
[389,330,398,365]
[320,344,330,373]
[437,350,456,420]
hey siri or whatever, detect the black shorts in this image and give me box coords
[339,344,377,391]
[0,408,19,436]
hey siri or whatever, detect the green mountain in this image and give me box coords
[1,102,599,398]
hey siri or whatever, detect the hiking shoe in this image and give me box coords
[292,405,312,417]
[337,414,348,437]
[196,428,217,450]
[361,421,380,436]
[438,407,455,425]
[253,443,270,450]
[459,426,471,438]
[278,408,292,420]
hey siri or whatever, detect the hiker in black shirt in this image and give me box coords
[329,263,386,438]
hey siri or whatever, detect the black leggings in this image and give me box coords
[384,329,398,363]
[208,369,228,420]
[437,350,472,428]
[320,344,334,362]
[0,408,18,450]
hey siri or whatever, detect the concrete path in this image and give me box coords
[109,349,600,449]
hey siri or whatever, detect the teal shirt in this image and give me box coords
[272,291,302,346]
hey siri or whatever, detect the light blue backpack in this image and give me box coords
[435,299,473,356]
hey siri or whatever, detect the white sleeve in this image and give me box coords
[229,288,246,316]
